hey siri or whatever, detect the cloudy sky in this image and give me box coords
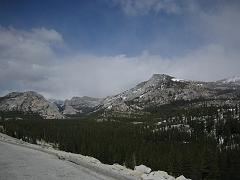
[0,0,240,99]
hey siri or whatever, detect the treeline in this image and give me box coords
[0,105,240,180]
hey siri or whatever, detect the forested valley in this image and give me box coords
[0,103,240,180]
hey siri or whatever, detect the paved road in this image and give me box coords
[0,141,116,180]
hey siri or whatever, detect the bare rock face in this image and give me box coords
[0,91,65,119]
[63,96,103,115]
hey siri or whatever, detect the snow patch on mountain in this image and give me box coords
[216,75,240,85]
[171,78,185,82]
[222,76,240,83]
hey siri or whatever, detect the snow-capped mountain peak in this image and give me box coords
[217,75,240,86]
[222,76,240,83]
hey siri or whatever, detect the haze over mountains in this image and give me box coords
[0,74,240,119]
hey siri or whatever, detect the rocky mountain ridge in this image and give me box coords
[63,96,103,115]
[1,74,240,118]
[101,74,240,113]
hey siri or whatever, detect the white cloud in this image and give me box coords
[1,4,240,101]
[0,27,63,96]
[0,27,63,64]
[35,43,240,99]
[199,4,240,50]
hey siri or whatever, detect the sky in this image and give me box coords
[0,0,240,99]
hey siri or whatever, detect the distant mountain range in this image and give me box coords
[1,74,240,119]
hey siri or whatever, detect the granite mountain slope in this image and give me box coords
[0,91,64,119]
[63,96,103,115]
[101,74,240,113]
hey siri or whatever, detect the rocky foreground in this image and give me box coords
[0,133,189,180]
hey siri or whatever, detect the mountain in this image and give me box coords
[216,75,240,86]
[101,74,240,113]
[48,99,65,112]
[63,96,103,115]
[1,76,239,180]
[1,74,240,119]
[0,91,64,119]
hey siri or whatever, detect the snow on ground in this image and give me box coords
[0,133,190,180]
[171,78,185,82]
[141,171,190,180]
